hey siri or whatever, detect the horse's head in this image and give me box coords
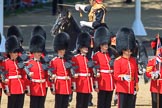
[51,9,72,36]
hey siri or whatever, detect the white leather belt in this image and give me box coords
[78,73,90,77]
[100,70,113,73]
[8,75,22,79]
[32,79,46,83]
[56,76,70,80]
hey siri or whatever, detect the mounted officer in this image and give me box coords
[75,0,107,29]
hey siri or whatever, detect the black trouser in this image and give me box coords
[76,92,90,108]
[7,94,25,108]
[132,94,137,108]
[55,94,70,108]
[151,93,162,108]
[52,0,63,15]
[118,92,134,108]
[30,96,46,108]
[0,88,2,105]
[97,90,113,108]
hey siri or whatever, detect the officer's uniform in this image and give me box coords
[27,35,47,108]
[75,0,106,29]
[114,27,139,108]
[4,36,26,108]
[92,27,114,108]
[72,33,93,108]
[50,32,72,108]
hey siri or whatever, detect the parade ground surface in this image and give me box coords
[2,0,162,107]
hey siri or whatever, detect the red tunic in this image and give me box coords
[50,57,72,94]
[114,56,138,94]
[4,58,25,94]
[93,51,114,91]
[27,59,47,96]
[146,58,162,94]
[72,54,93,93]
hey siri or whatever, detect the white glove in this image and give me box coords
[75,4,87,12]
[123,75,131,82]
[151,71,160,79]
[80,21,94,29]
[139,68,146,74]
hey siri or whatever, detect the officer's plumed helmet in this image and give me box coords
[5,36,20,53]
[53,32,70,52]
[7,25,23,43]
[116,27,136,55]
[94,26,111,50]
[76,32,91,50]
[29,35,45,53]
[31,25,46,40]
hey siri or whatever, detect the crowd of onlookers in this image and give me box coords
[4,0,49,10]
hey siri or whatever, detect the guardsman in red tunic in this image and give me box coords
[71,32,93,108]
[50,32,72,108]
[92,27,114,108]
[146,37,162,108]
[27,35,47,108]
[114,27,139,108]
[4,36,26,108]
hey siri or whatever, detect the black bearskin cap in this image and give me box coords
[5,36,20,53]
[31,25,46,40]
[53,32,70,52]
[7,25,23,43]
[76,32,91,49]
[116,27,136,55]
[29,35,45,53]
[94,26,111,49]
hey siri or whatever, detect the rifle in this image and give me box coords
[64,61,78,77]
[17,53,33,80]
[87,60,100,77]
[41,55,55,92]
[87,60,100,89]
[0,70,9,94]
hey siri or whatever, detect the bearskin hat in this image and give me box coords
[94,26,111,50]
[29,35,45,53]
[31,25,46,40]
[116,27,136,55]
[7,25,23,43]
[5,36,20,53]
[76,32,91,50]
[53,32,70,52]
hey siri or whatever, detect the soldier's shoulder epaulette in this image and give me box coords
[94,51,99,55]
[115,56,121,60]
[149,56,156,61]
[51,57,57,61]
[74,54,79,57]
[4,58,9,62]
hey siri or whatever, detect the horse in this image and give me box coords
[51,8,81,57]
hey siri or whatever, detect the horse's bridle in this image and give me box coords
[51,12,71,36]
